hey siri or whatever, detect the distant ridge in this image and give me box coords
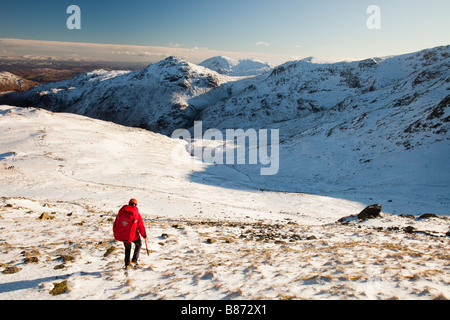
[199,56,273,76]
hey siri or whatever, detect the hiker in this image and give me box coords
[113,198,147,269]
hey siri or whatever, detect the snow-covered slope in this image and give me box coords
[0,105,360,224]
[199,56,273,76]
[1,105,449,300]
[0,71,37,93]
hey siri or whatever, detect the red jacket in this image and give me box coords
[113,205,147,243]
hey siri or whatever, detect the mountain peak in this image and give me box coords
[156,55,189,68]
[199,56,272,76]
[163,55,185,63]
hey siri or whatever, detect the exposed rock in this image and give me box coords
[24,256,39,263]
[58,255,75,263]
[52,247,80,257]
[357,204,382,220]
[38,212,54,220]
[21,249,40,257]
[224,289,243,299]
[0,72,38,93]
[338,204,383,223]
[49,280,69,296]
[418,213,437,219]
[290,234,302,241]
[2,266,21,274]
[337,215,358,224]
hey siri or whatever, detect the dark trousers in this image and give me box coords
[123,237,142,266]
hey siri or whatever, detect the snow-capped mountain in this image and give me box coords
[191,46,449,214]
[199,46,449,134]
[199,56,273,76]
[0,46,448,215]
[3,46,447,140]
[0,56,237,135]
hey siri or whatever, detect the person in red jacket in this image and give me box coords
[113,198,147,269]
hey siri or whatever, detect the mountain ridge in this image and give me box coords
[0,45,448,142]
[0,55,239,134]
[0,45,448,215]
[199,56,273,76]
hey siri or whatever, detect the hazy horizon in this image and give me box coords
[1,37,449,68]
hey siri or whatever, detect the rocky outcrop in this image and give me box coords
[357,204,382,220]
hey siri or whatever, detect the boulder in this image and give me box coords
[2,266,21,274]
[50,280,69,296]
[357,204,382,220]
[38,212,50,220]
[418,213,437,219]
[24,256,39,263]
[38,212,55,220]
[58,255,75,263]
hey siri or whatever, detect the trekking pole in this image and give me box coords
[144,237,149,256]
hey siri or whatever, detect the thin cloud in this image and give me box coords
[169,42,182,48]
[255,41,270,47]
[0,38,295,65]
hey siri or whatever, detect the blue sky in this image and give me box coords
[1,0,449,64]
